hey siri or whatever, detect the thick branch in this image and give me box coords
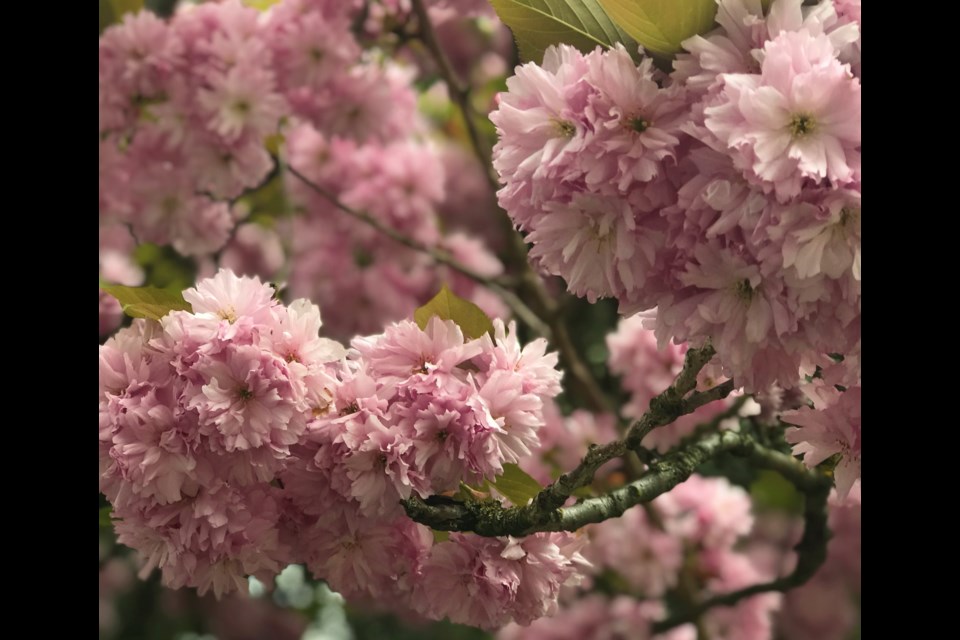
[403,346,733,536]
[403,429,828,539]
[653,454,831,632]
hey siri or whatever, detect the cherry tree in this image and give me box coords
[99,1,860,638]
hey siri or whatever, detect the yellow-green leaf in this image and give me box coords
[244,0,282,10]
[490,0,639,63]
[489,463,543,506]
[597,0,717,57]
[431,529,450,543]
[99,506,114,529]
[100,283,191,321]
[101,0,144,31]
[414,285,495,340]
[750,470,803,513]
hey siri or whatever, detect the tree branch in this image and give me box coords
[403,429,828,541]
[408,0,612,412]
[652,448,831,632]
[410,0,496,185]
[402,345,745,535]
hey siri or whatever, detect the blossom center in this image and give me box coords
[217,306,238,323]
[734,278,755,301]
[839,206,859,228]
[237,386,254,401]
[788,113,817,138]
[552,118,576,137]
[628,117,650,133]
[231,100,251,116]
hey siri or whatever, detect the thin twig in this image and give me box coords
[286,164,549,335]
[409,0,612,411]
[410,0,497,186]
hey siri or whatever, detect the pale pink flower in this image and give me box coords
[583,48,688,190]
[776,188,861,280]
[182,268,278,326]
[302,510,432,599]
[783,385,861,496]
[187,343,306,453]
[352,317,481,382]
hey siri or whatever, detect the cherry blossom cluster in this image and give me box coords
[490,0,861,393]
[100,270,585,627]
[96,0,417,258]
[98,0,506,343]
[278,307,584,628]
[99,270,346,596]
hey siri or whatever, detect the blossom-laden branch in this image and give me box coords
[402,344,740,535]
[402,429,831,624]
[402,341,832,618]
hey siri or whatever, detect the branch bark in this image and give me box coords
[403,429,829,540]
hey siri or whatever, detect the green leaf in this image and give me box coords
[488,463,543,506]
[414,285,495,340]
[99,506,114,529]
[100,0,145,33]
[100,283,191,321]
[431,529,450,543]
[750,470,803,513]
[597,0,717,57]
[490,0,639,63]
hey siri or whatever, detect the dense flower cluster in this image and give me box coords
[98,0,506,343]
[491,0,861,394]
[99,271,345,596]
[101,271,583,627]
